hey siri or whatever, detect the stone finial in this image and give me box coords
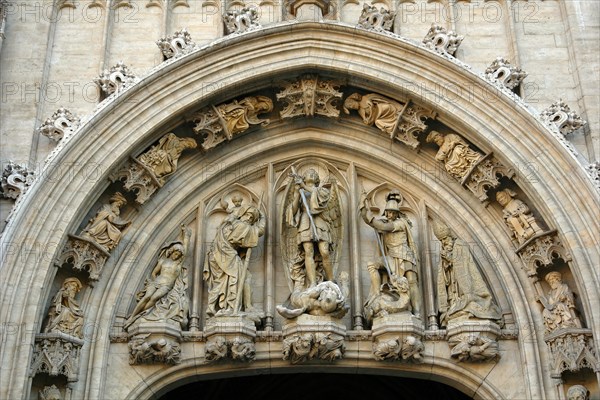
[37,108,81,142]
[224,7,261,35]
[94,61,137,96]
[156,28,195,59]
[1,161,35,200]
[540,99,586,136]
[358,3,394,32]
[485,57,527,90]
[277,75,342,119]
[423,24,463,57]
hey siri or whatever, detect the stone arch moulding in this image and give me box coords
[1,22,598,400]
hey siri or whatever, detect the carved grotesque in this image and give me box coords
[125,225,191,330]
[423,24,463,56]
[230,337,256,361]
[358,3,394,31]
[137,133,197,183]
[80,192,130,252]
[450,334,500,363]
[360,190,422,320]
[156,28,195,59]
[204,205,265,318]
[485,57,527,90]
[426,130,482,180]
[205,336,228,362]
[44,277,84,338]
[1,161,35,200]
[540,99,586,136]
[128,334,181,365]
[94,61,137,96]
[567,385,589,400]
[224,7,261,34]
[432,220,502,328]
[37,108,81,142]
[495,188,543,245]
[538,271,582,333]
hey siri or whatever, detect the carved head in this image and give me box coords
[110,192,127,207]
[495,189,516,207]
[230,194,243,207]
[342,93,362,114]
[318,286,342,313]
[426,130,445,146]
[302,168,320,186]
[545,271,563,288]
[567,385,589,400]
[166,243,185,260]
[239,206,260,224]
[62,277,83,296]
[432,219,452,241]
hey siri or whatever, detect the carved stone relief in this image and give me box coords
[447,320,501,363]
[423,24,463,57]
[37,108,81,142]
[344,93,434,149]
[156,28,196,59]
[30,334,84,382]
[485,57,527,90]
[357,3,394,32]
[516,230,571,277]
[538,271,582,333]
[192,96,273,151]
[567,385,590,400]
[128,333,181,365]
[204,316,258,362]
[282,329,345,363]
[495,188,543,246]
[426,130,483,180]
[94,61,137,96]
[224,7,261,35]
[540,100,586,136]
[44,278,84,338]
[1,161,35,200]
[372,335,424,362]
[276,75,342,119]
[545,330,599,378]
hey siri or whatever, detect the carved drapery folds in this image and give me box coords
[224,7,261,35]
[156,28,196,60]
[496,188,544,246]
[30,333,84,383]
[37,108,81,142]
[357,4,394,32]
[485,57,527,90]
[276,75,342,119]
[1,161,35,200]
[44,278,85,338]
[109,133,197,204]
[545,330,599,378]
[423,24,463,57]
[344,93,435,150]
[192,96,273,151]
[538,271,582,334]
[94,61,137,96]
[540,99,586,136]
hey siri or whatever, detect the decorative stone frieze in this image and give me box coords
[224,7,261,35]
[371,313,424,362]
[94,61,137,96]
[204,316,258,362]
[127,323,182,365]
[540,100,586,136]
[191,96,273,151]
[1,161,35,200]
[516,230,570,277]
[461,153,515,203]
[357,3,394,32]
[30,333,84,382]
[56,235,110,283]
[485,57,527,90]
[277,75,342,119]
[545,329,599,379]
[156,28,195,59]
[423,24,463,57]
[345,93,435,149]
[447,320,501,363]
[37,108,81,142]
[282,315,346,363]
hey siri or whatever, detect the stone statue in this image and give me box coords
[432,220,502,328]
[360,190,422,318]
[137,132,197,182]
[125,225,192,329]
[538,271,582,333]
[567,385,589,400]
[40,385,62,400]
[496,188,543,245]
[204,204,265,318]
[450,334,500,362]
[426,130,482,180]
[44,277,84,338]
[216,95,273,136]
[363,275,411,324]
[80,192,130,252]
[343,93,402,137]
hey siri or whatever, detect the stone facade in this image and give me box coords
[0,2,599,400]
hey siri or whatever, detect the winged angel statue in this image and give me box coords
[276,166,348,319]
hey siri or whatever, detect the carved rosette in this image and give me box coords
[461,153,515,203]
[276,75,342,119]
[281,314,346,364]
[540,100,586,136]
[156,28,195,59]
[37,108,81,142]
[1,161,35,200]
[94,62,137,96]
[191,96,273,151]
[109,156,162,205]
[127,322,183,365]
[371,313,425,362]
[56,234,111,282]
[30,333,84,382]
[446,320,501,363]
[423,24,463,57]
[358,4,394,32]
[516,230,571,277]
[485,57,527,90]
[224,7,261,35]
[545,329,599,378]
[204,316,257,362]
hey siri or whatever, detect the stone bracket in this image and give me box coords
[56,234,110,283]
[371,313,425,362]
[461,152,515,204]
[127,322,183,365]
[544,328,599,378]
[281,314,346,364]
[516,230,571,278]
[30,333,84,382]
[204,316,258,362]
[109,156,163,205]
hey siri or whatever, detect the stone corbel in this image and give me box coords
[108,156,162,205]
[516,230,571,278]
[394,100,436,150]
[277,75,342,119]
[540,99,586,136]
[423,24,463,57]
[371,312,425,362]
[485,57,527,90]
[127,322,182,365]
[281,314,346,364]
[447,320,501,363]
[357,3,394,32]
[37,108,81,142]
[461,153,515,204]
[56,234,110,284]
[30,333,84,383]
[1,161,35,201]
[545,329,599,379]
[94,61,137,97]
[204,316,258,362]
[156,28,195,60]
[224,7,261,35]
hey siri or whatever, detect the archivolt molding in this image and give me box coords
[1,22,599,400]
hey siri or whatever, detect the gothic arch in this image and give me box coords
[1,22,598,400]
